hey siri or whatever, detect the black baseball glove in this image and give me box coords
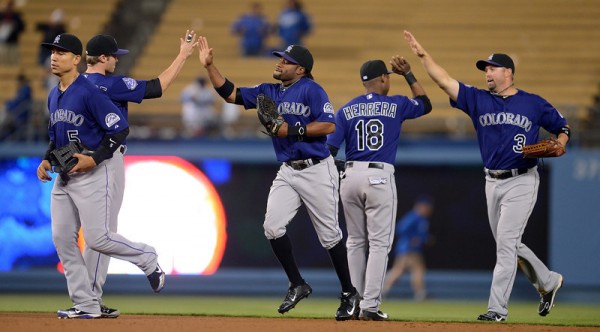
[49,141,91,184]
[256,93,284,137]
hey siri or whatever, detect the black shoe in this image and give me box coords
[147,264,165,293]
[56,307,101,319]
[277,283,312,314]
[477,311,506,322]
[539,274,563,316]
[335,288,360,321]
[359,310,388,321]
[100,305,120,318]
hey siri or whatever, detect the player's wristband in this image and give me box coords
[558,126,571,139]
[404,71,417,85]
[215,78,234,99]
[287,125,306,137]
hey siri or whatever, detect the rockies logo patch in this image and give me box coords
[323,102,334,114]
[105,113,121,127]
[122,77,138,90]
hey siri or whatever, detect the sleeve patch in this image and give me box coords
[122,77,138,90]
[323,102,335,114]
[105,113,121,127]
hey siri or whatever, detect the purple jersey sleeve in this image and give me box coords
[239,78,335,161]
[83,73,146,119]
[47,76,128,149]
[451,82,568,169]
[327,93,428,164]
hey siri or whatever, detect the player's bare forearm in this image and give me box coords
[198,36,236,103]
[404,30,459,101]
[276,121,334,138]
[307,121,335,136]
[157,31,198,93]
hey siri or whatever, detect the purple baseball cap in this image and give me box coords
[272,45,314,73]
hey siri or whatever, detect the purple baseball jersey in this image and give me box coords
[327,93,428,164]
[82,73,147,119]
[239,77,335,161]
[451,82,568,170]
[47,75,128,149]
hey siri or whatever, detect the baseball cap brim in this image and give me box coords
[113,49,129,55]
[272,51,299,65]
[41,42,73,53]
[476,60,504,71]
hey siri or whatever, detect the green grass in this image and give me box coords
[0,294,598,326]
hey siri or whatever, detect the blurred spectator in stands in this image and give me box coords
[0,0,25,65]
[276,0,312,49]
[0,73,32,141]
[221,102,242,139]
[231,2,271,57]
[180,76,219,138]
[382,195,434,301]
[36,8,67,66]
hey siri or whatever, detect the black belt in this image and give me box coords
[346,161,384,169]
[285,157,321,171]
[119,145,126,154]
[485,167,530,180]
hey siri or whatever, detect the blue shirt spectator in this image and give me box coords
[277,0,311,48]
[231,2,271,56]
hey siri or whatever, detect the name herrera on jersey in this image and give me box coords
[342,102,397,120]
[50,109,84,126]
[479,112,532,132]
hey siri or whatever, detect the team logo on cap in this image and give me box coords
[53,35,61,44]
[105,113,121,127]
[285,45,294,53]
[487,54,494,60]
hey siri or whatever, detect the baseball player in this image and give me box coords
[82,31,197,318]
[197,36,359,320]
[403,30,569,321]
[35,34,164,319]
[327,58,432,320]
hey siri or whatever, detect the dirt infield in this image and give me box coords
[2,313,598,332]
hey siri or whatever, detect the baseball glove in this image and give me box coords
[522,137,566,158]
[256,93,284,137]
[49,141,90,174]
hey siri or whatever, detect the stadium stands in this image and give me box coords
[4,0,600,139]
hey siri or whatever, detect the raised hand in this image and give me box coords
[197,36,214,68]
[404,30,426,57]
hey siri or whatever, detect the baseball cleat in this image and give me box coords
[477,311,506,322]
[100,304,120,318]
[335,288,360,321]
[147,264,165,293]
[278,283,312,314]
[359,309,389,321]
[538,274,563,316]
[56,307,101,319]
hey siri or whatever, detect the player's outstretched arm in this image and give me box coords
[404,30,459,101]
[198,36,237,103]
[390,56,426,97]
[156,30,199,93]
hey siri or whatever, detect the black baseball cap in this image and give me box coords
[41,33,82,56]
[476,53,515,74]
[86,35,129,56]
[360,60,393,82]
[272,45,314,73]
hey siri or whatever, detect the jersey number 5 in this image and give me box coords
[355,119,384,151]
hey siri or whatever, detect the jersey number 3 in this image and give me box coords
[355,119,384,151]
[513,134,526,153]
